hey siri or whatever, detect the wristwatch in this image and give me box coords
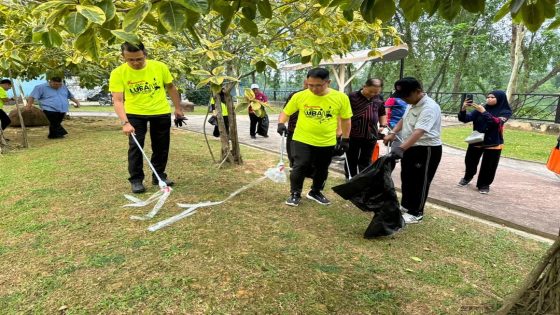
[120,121,129,126]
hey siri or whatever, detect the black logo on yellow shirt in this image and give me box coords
[127,77,161,97]
[303,105,334,124]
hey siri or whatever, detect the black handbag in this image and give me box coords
[207,116,218,126]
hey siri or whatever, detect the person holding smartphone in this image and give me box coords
[457,90,512,194]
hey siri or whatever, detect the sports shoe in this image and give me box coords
[285,193,301,206]
[131,181,146,194]
[250,135,257,139]
[399,205,408,214]
[152,177,175,186]
[402,213,423,224]
[478,186,490,194]
[457,178,471,187]
[306,190,331,205]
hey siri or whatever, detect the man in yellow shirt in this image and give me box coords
[109,42,185,193]
[0,79,14,131]
[278,68,352,206]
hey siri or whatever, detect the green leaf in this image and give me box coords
[110,30,141,44]
[74,28,100,60]
[41,29,63,48]
[460,0,484,13]
[32,0,73,13]
[493,1,511,22]
[360,0,376,23]
[185,9,201,27]
[301,55,311,64]
[76,5,106,25]
[257,0,272,18]
[438,0,462,20]
[264,57,277,70]
[242,4,257,20]
[521,1,545,32]
[421,0,440,16]
[159,1,188,31]
[410,256,423,262]
[212,66,226,75]
[510,0,524,14]
[341,0,363,10]
[239,17,258,36]
[372,0,396,23]
[400,0,424,21]
[64,12,88,35]
[547,16,560,29]
[542,0,556,18]
[123,2,152,33]
[171,0,209,13]
[301,48,314,57]
[342,9,354,21]
[220,10,234,35]
[98,0,116,21]
[255,60,266,72]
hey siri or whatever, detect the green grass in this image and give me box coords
[442,124,557,163]
[2,104,213,115]
[0,118,550,314]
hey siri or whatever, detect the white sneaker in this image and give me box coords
[402,213,423,224]
[399,205,408,214]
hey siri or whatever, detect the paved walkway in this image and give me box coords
[73,112,560,239]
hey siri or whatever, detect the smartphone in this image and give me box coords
[465,94,474,103]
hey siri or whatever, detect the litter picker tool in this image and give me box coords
[123,132,172,220]
[264,132,287,183]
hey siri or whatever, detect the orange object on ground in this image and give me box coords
[371,142,380,163]
[546,142,560,175]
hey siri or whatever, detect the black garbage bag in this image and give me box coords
[258,114,269,136]
[332,154,404,238]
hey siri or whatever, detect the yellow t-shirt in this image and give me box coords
[284,89,353,147]
[109,60,173,115]
[210,97,228,116]
[0,88,7,109]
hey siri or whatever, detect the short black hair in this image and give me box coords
[0,79,12,85]
[393,77,422,98]
[307,68,329,80]
[364,78,383,87]
[49,77,63,82]
[121,42,146,54]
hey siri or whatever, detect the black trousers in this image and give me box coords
[286,132,294,167]
[43,110,67,138]
[401,145,442,216]
[127,114,171,183]
[0,109,10,130]
[212,116,229,137]
[249,113,262,136]
[290,140,334,194]
[463,145,502,189]
[345,137,375,178]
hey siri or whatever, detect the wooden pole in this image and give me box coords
[8,71,29,148]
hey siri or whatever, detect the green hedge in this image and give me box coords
[183,88,211,106]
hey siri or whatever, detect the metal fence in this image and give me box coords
[267,90,560,123]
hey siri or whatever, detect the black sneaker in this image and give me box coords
[478,186,490,194]
[457,178,471,187]
[152,177,174,186]
[250,135,257,139]
[131,181,146,194]
[306,190,331,205]
[285,193,301,206]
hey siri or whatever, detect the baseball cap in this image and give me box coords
[393,77,422,98]
[250,83,259,89]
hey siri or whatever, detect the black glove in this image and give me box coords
[277,123,287,136]
[174,116,187,127]
[333,137,350,156]
[340,138,350,152]
[390,145,405,159]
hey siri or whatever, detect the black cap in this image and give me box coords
[393,77,422,98]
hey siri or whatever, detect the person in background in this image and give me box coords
[0,79,14,131]
[109,42,185,193]
[210,88,229,138]
[384,93,408,129]
[249,83,268,139]
[457,90,512,194]
[345,78,387,178]
[277,67,352,207]
[383,77,442,224]
[26,76,80,139]
[283,79,308,167]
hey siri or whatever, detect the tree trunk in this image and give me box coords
[506,24,526,105]
[222,82,243,165]
[525,63,560,94]
[497,231,560,314]
[427,41,454,93]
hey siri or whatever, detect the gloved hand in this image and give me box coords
[277,123,287,136]
[340,137,350,153]
[390,145,405,159]
[174,116,187,127]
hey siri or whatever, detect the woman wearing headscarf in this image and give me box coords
[457,90,513,194]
